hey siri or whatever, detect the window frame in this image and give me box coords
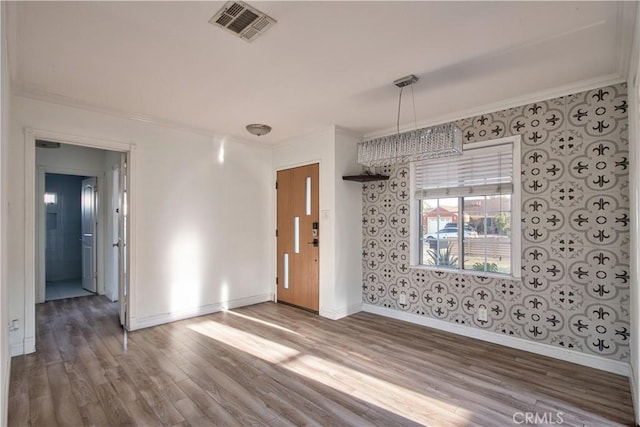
[409,135,521,279]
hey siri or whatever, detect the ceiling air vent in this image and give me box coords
[209,1,276,42]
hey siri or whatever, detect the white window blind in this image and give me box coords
[414,142,514,198]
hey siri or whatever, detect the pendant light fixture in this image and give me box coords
[357,74,463,168]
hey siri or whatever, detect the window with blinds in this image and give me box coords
[413,137,520,278]
[414,142,513,199]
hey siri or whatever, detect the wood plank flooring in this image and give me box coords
[8,296,635,426]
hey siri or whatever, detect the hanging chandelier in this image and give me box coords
[357,75,463,168]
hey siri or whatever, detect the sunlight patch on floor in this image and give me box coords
[188,319,471,425]
[224,310,301,336]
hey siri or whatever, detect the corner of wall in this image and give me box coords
[1,1,10,424]
[628,4,640,423]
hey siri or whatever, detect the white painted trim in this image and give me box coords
[125,144,137,330]
[24,129,35,355]
[28,128,131,152]
[129,293,273,331]
[364,73,626,140]
[23,336,34,354]
[627,6,640,424]
[13,84,219,140]
[410,134,522,278]
[9,343,22,357]
[36,166,44,304]
[23,127,135,356]
[363,303,630,376]
[2,358,9,425]
[511,135,522,276]
[9,336,33,357]
[319,302,362,320]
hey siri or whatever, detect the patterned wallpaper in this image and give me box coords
[362,83,630,361]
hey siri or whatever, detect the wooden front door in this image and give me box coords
[276,163,319,311]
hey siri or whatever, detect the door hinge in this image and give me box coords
[275,229,278,237]
[275,181,278,190]
[276,277,278,285]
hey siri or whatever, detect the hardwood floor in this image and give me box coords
[8,296,635,426]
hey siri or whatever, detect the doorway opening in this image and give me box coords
[34,139,130,328]
[276,163,320,312]
[22,128,135,355]
[43,173,97,301]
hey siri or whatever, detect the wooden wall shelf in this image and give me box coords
[342,174,390,182]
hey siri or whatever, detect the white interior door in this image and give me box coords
[108,167,120,302]
[81,177,97,292]
[118,154,128,326]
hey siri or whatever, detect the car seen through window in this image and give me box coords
[423,223,477,241]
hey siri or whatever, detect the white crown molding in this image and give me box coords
[128,293,273,331]
[364,73,626,140]
[363,303,630,376]
[12,82,268,149]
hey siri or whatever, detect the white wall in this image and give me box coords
[334,128,363,317]
[0,2,10,424]
[8,95,273,353]
[272,126,362,319]
[272,128,335,315]
[628,5,640,423]
[37,143,106,172]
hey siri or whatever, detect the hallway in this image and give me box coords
[45,279,94,301]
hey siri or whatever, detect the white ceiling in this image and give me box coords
[6,1,637,144]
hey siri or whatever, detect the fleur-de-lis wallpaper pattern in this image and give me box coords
[362,83,630,361]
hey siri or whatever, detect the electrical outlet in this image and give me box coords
[478,306,488,322]
[399,293,407,305]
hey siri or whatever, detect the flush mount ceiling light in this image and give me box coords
[246,123,272,136]
[357,74,463,167]
[209,1,276,42]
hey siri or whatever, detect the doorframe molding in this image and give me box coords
[36,166,105,304]
[23,127,137,354]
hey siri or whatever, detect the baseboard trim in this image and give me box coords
[9,342,22,357]
[363,304,630,376]
[320,302,363,320]
[2,357,10,426]
[129,293,273,331]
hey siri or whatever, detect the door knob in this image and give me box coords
[112,242,121,248]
